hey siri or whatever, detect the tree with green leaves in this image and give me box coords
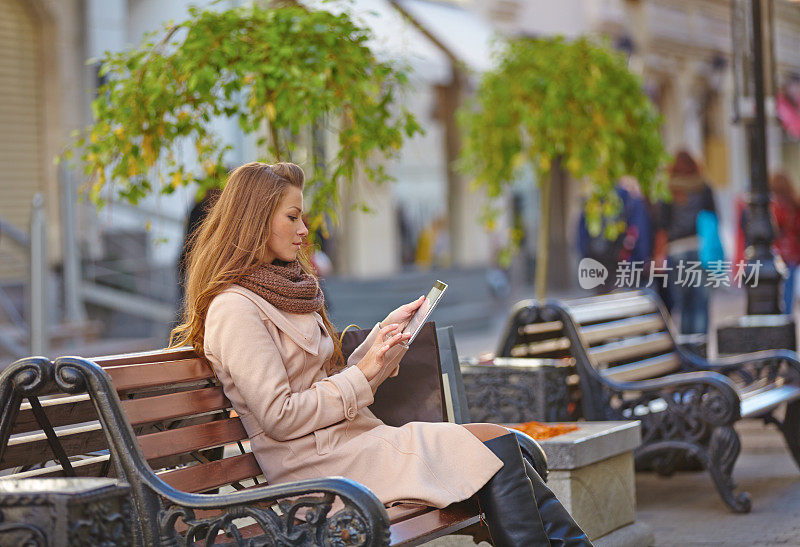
[62,2,421,238]
[458,36,669,298]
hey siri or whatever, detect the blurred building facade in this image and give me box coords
[3,0,800,351]
[477,0,800,261]
[0,0,86,282]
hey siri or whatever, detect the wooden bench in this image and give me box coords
[496,289,800,513]
[0,323,546,545]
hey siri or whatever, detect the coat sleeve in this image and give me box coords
[205,293,374,441]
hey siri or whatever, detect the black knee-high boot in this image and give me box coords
[479,433,551,546]
[523,460,593,547]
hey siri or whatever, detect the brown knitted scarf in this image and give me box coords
[238,261,324,314]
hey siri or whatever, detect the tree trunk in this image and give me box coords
[535,168,551,300]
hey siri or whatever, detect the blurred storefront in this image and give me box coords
[5,0,800,293]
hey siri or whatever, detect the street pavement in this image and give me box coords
[438,285,800,546]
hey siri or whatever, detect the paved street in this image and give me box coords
[637,419,800,546]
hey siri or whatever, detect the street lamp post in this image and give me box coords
[718,0,796,356]
[731,0,782,315]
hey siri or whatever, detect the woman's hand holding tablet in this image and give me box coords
[400,280,448,347]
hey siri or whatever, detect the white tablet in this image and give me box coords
[401,280,448,347]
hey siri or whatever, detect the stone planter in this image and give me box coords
[0,477,133,546]
[535,421,653,545]
[460,357,573,423]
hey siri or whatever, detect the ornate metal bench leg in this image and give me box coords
[780,401,800,471]
[707,426,751,513]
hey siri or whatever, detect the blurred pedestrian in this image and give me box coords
[654,150,718,335]
[769,172,800,313]
[577,177,652,293]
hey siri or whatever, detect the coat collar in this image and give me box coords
[224,285,326,355]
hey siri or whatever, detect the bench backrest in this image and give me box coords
[1,346,235,491]
[497,290,685,418]
[558,290,681,383]
[500,290,680,380]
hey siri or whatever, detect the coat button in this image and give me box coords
[346,408,356,420]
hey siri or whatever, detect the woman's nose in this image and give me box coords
[298,221,309,238]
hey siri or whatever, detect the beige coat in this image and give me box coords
[204,286,502,508]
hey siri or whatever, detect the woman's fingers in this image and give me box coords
[379,323,400,341]
[405,295,425,312]
[377,332,409,358]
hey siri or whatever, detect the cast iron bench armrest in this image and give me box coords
[53,356,391,546]
[678,347,800,377]
[600,370,743,426]
[603,369,741,398]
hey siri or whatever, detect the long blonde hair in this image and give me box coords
[170,161,345,370]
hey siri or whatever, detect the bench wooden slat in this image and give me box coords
[519,321,564,335]
[568,297,657,325]
[122,386,229,426]
[90,346,197,367]
[387,503,435,524]
[12,394,95,435]
[104,359,215,391]
[389,498,480,546]
[580,314,665,345]
[3,423,107,468]
[510,337,570,357]
[601,352,681,382]
[0,453,111,480]
[12,385,226,436]
[741,385,800,418]
[157,452,263,493]
[137,418,247,461]
[588,332,673,365]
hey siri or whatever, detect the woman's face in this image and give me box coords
[265,186,308,263]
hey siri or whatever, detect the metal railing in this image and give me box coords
[0,194,47,357]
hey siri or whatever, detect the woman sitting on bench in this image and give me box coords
[170,162,590,547]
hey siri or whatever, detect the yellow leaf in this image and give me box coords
[265,103,277,121]
[566,156,581,174]
[89,171,105,202]
[172,171,183,186]
[539,155,551,173]
[142,135,155,167]
[114,127,124,139]
[511,152,526,169]
[90,132,99,144]
[145,220,152,231]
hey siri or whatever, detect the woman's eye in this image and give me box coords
[288,216,297,221]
